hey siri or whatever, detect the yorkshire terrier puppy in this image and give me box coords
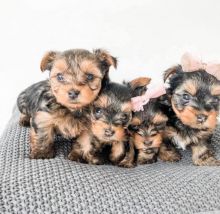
[128,99,168,164]
[159,64,220,166]
[17,49,117,159]
[68,77,151,167]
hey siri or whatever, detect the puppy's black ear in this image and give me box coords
[163,65,183,82]
[40,51,59,72]
[163,65,184,101]
[128,77,151,96]
[93,49,117,69]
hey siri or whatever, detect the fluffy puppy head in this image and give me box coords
[164,65,220,130]
[91,77,151,143]
[40,49,117,110]
[128,101,168,151]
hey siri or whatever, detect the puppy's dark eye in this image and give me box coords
[155,123,166,130]
[94,107,103,117]
[182,93,190,101]
[57,73,65,82]
[86,73,94,81]
[121,113,128,121]
[150,133,157,137]
[129,125,139,131]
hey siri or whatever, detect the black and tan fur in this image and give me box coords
[128,99,168,164]
[17,49,117,159]
[159,65,220,166]
[68,77,151,167]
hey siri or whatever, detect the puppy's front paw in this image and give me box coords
[137,157,157,165]
[118,159,135,168]
[29,149,55,159]
[194,157,220,166]
[159,149,181,162]
[68,151,80,161]
[89,157,105,165]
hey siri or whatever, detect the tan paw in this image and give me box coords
[118,159,135,168]
[68,151,81,161]
[137,157,157,165]
[193,157,220,166]
[89,158,105,165]
[159,150,181,162]
[29,149,54,159]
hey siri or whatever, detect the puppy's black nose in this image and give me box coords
[104,129,115,137]
[197,114,207,123]
[68,90,80,99]
[144,141,152,146]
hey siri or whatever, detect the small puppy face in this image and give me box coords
[91,77,151,143]
[165,66,220,130]
[129,101,168,151]
[40,49,117,110]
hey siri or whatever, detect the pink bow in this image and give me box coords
[181,52,220,80]
[132,52,220,112]
[131,85,166,112]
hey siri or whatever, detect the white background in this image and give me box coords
[0,0,220,134]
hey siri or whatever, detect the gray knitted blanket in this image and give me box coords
[0,107,220,214]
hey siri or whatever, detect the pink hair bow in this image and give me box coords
[132,52,220,112]
[131,84,166,112]
[181,52,220,80]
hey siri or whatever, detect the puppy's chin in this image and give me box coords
[63,103,85,110]
[55,98,84,110]
[99,136,114,143]
[94,132,126,144]
[54,95,96,110]
[66,99,94,109]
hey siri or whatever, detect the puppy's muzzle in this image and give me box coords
[104,129,115,137]
[197,114,207,123]
[144,141,153,146]
[68,90,80,100]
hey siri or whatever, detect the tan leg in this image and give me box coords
[118,140,135,168]
[29,111,55,159]
[191,144,220,166]
[109,141,125,165]
[159,141,181,162]
[67,141,82,162]
[68,131,104,165]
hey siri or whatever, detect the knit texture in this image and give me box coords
[0,107,220,214]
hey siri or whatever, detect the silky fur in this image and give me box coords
[17,49,117,159]
[68,77,151,167]
[159,65,220,166]
[128,99,168,165]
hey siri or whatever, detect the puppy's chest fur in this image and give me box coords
[42,101,90,139]
[53,108,90,139]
